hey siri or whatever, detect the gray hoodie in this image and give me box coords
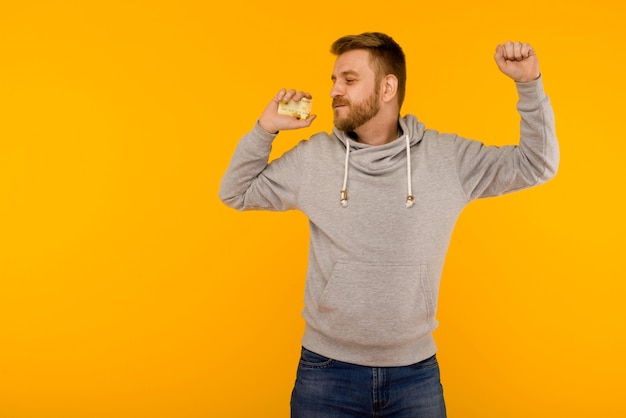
[219,77,559,367]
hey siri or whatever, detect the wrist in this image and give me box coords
[516,72,541,83]
[258,119,278,135]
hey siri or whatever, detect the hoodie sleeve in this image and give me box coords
[218,122,302,211]
[455,76,560,201]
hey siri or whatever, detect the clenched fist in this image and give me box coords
[494,41,540,83]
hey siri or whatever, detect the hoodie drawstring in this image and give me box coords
[340,136,350,207]
[340,134,414,208]
[405,134,415,208]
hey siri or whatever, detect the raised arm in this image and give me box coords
[455,42,559,200]
[218,89,316,211]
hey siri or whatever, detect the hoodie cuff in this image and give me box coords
[252,120,279,142]
[515,75,546,103]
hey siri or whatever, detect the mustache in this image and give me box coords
[332,98,350,107]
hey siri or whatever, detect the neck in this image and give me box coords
[352,109,399,146]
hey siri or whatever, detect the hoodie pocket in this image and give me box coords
[317,262,435,347]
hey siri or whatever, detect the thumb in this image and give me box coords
[494,44,506,67]
[292,113,318,129]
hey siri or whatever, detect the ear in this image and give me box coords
[381,74,398,104]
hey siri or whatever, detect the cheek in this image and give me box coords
[356,84,375,100]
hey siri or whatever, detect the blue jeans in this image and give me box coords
[291,347,447,417]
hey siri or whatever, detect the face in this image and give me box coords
[331,49,381,132]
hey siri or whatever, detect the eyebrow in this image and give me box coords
[331,70,359,81]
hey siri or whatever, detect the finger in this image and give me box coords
[295,114,317,129]
[276,88,287,101]
[513,41,525,60]
[296,91,314,102]
[302,114,317,126]
[284,113,317,131]
[502,41,515,60]
[266,89,286,112]
[295,91,313,101]
[292,90,306,102]
[282,88,297,103]
[520,43,534,59]
[494,44,505,63]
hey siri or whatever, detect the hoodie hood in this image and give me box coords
[332,114,426,208]
[332,114,425,174]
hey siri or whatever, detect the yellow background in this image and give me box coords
[1,1,624,417]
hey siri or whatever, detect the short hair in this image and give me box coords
[330,32,407,109]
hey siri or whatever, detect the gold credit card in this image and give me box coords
[278,98,312,119]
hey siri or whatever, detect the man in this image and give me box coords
[219,32,559,417]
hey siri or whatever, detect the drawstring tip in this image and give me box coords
[340,190,348,208]
[406,195,415,208]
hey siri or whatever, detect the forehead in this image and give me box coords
[332,49,376,78]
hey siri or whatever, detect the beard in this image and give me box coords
[333,88,381,132]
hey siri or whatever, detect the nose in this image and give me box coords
[330,81,343,99]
